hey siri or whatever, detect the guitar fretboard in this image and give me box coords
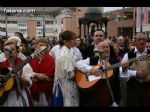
[105,56,144,71]
[12,56,32,74]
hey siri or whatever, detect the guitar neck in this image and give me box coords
[12,56,32,73]
[106,57,137,71]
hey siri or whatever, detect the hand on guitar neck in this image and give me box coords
[121,61,129,72]
[33,73,50,82]
[121,60,147,79]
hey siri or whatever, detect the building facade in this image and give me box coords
[136,7,150,38]
[104,7,136,39]
[0,7,86,39]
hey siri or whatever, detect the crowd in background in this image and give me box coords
[0,30,150,107]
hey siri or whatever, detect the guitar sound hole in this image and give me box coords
[99,66,104,72]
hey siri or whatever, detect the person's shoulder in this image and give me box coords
[51,45,60,51]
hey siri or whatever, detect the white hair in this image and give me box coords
[8,36,21,46]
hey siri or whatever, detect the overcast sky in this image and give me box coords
[104,7,123,12]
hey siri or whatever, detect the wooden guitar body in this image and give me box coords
[0,46,48,105]
[0,68,14,105]
[75,62,113,91]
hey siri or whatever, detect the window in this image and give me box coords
[37,21,43,27]
[18,21,27,27]
[1,21,5,24]
[0,27,6,31]
[19,29,27,34]
[45,21,53,24]
[55,20,57,24]
[37,29,43,35]
[0,20,17,24]
[7,21,17,24]
[125,12,133,19]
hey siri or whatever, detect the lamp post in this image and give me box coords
[140,7,143,33]
[43,7,45,38]
[133,7,136,37]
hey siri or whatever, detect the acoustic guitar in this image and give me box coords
[0,47,47,105]
[75,54,150,90]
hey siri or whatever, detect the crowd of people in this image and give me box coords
[0,30,150,107]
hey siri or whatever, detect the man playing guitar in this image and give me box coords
[76,40,121,106]
[121,32,150,106]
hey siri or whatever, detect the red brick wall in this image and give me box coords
[27,20,37,39]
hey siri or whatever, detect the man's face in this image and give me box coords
[145,42,150,50]
[135,34,146,50]
[93,31,104,44]
[117,37,125,47]
[97,42,110,58]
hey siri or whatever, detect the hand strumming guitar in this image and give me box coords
[89,67,103,77]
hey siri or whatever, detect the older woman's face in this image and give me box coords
[4,43,17,59]
[36,42,47,50]
[76,38,81,47]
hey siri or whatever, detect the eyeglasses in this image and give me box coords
[76,39,81,41]
[136,38,146,41]
[95,35,104,37]
[3,48,15,52]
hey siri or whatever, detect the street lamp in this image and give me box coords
[121,15,126,36]
[140,7,143,33]
[43,7,45,38]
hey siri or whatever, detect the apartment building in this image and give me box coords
[104,7,136,39]
[0,7,86,40]
[136,7,150,38]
